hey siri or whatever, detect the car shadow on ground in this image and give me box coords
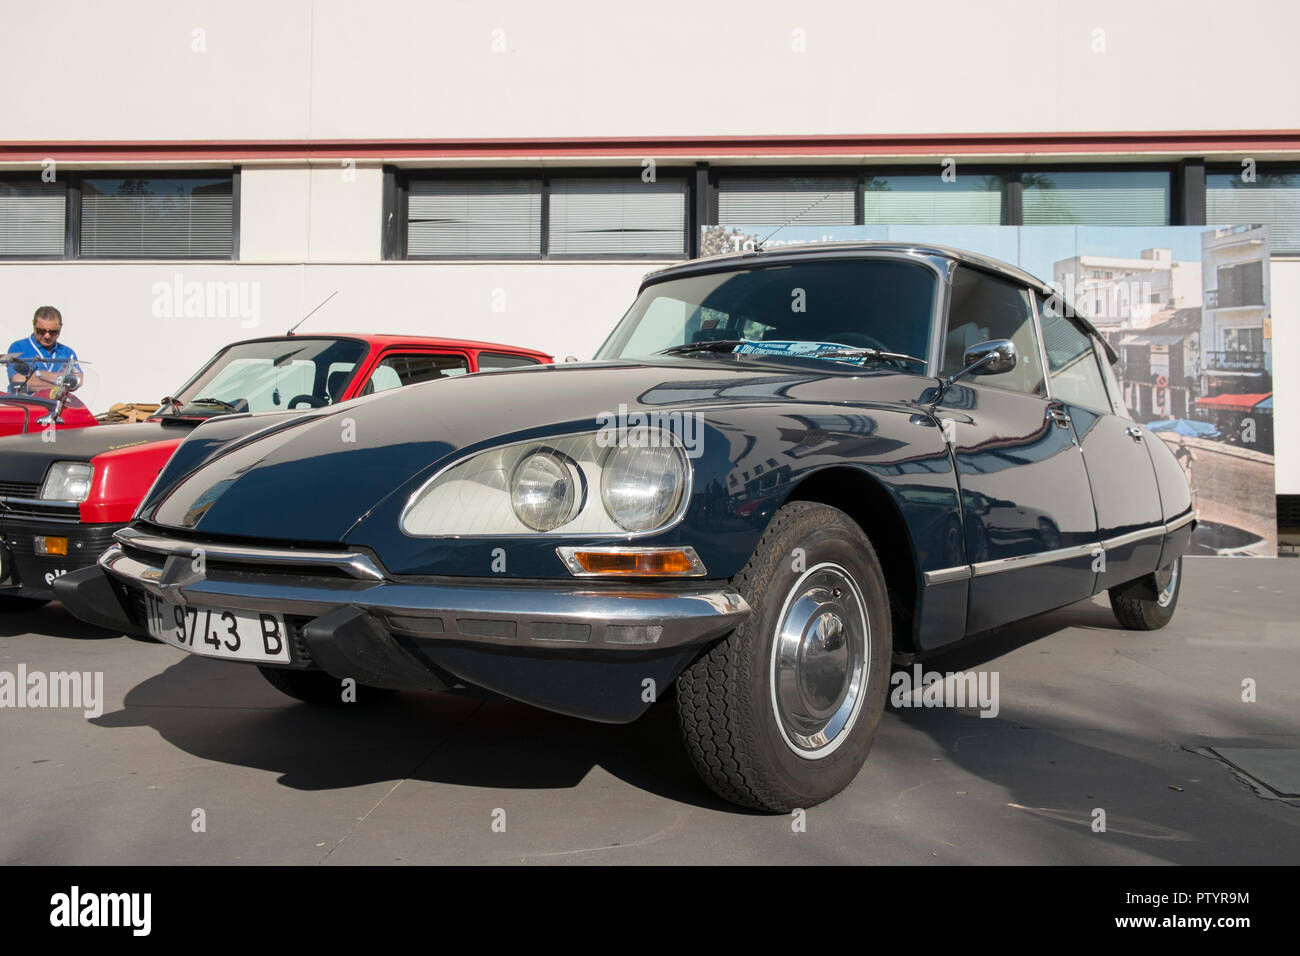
[90,652,741,812]
[0,603,128,641]
[882,598,1300,863]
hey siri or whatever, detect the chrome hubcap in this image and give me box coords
[770,563,869,759]
[1155,560,1179,607]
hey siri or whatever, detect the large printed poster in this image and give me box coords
[702,224,1277,555]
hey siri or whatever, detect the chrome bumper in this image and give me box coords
[96,528,751,653]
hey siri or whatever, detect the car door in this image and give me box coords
[934,265,1099,634]
[1037,294,1164,592]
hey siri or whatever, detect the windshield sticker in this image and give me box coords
[734,341,848,356]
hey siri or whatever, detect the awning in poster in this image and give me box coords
[1194,392,1273,412]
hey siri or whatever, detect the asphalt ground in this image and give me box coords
[1,556,1297,865]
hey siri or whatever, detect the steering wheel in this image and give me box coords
[286,394,327,409]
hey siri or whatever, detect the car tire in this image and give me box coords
[675,501,891,812]
[0,596,50,614]
[1109,556,1181,630]
[257,666,395,706]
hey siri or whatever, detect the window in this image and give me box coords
[548,178,687,256]
[1022,170,1171,225]
[477,352,543,371]
[361,353,469,395]
[407,179,542,258]
[1208,170,1300,254]
[0,181,65,256]
[716,176,856,225]
[80,175,234,258]
[1038,294,1111,412]
[862,173,1004,224]
[404,173,688,258]
[1215,261,1265,308]
[941,266,1045,396]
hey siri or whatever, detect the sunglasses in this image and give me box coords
[34,328,61,337]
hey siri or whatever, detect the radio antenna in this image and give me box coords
[754,191,836,251]
[286,290,339,336]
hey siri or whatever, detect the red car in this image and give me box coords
[1,355,99,437]
[0,333,552,612]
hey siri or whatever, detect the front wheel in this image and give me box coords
[257,666,395,706]
[675,501,891,812]
[1109,556,1182,630]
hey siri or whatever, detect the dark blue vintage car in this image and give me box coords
[57,243,1194,811]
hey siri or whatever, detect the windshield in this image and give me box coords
[595,258,938,369]
[169,337,369,415]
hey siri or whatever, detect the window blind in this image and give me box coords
[407,179,542,257]
[1208,172,1300,254]
[716,176,856,225]
[1022,171,1170,226]
[0,182,65,256]
[81,177,233,258]
[862,175,1003,224]
[548,178,686,255]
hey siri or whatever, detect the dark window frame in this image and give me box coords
[0,168,240,261]
[1016,163,1178,227]
[76,168,239,261]
[396,166,696,261]
[0,174,71,261]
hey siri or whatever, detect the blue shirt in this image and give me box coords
[6,335,80,392]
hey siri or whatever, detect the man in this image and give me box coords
[5,306,82,394]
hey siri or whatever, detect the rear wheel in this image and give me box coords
[257,666,395,706]
[1109,556,1181,630]
[0,596,50,614]
[675,501,891,812]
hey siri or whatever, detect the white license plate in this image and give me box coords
[144,593,291,663]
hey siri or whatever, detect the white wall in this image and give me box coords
[239,165,384,262]
[5,0,1300,141]
[1269,259,1299,494]
[0,261,658,408]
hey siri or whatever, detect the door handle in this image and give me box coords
[1045,402,1072,429]
[1125,425,1145,442]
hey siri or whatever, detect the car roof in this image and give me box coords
[641,240,1118,361]
[227,333,552,360]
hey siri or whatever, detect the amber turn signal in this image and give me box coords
[35,536,69,556]
[558,546,705,577]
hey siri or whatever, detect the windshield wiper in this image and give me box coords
[816,347,929,368]
[657,339,752,355]
[188,397,239,412]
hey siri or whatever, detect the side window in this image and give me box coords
[1037,295,1113,413]
[941,267,1045,396]
[477,352,542,371]
[361,352,469,396]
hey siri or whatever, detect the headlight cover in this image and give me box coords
[40,461,94,502]
[401,431,690,537]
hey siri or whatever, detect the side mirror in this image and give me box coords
[960,339,1017,378]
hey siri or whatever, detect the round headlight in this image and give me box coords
[600,443,688,532]
[510,450,584,532]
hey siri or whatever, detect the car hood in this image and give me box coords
[140,358,937,544]
[0,421,185,486]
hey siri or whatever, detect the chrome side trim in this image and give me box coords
[1165,510,1197,534]
[1100,525,1166,551]
[971,542,1099,577]
[922,565,973,586]
[113,527,386,581]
